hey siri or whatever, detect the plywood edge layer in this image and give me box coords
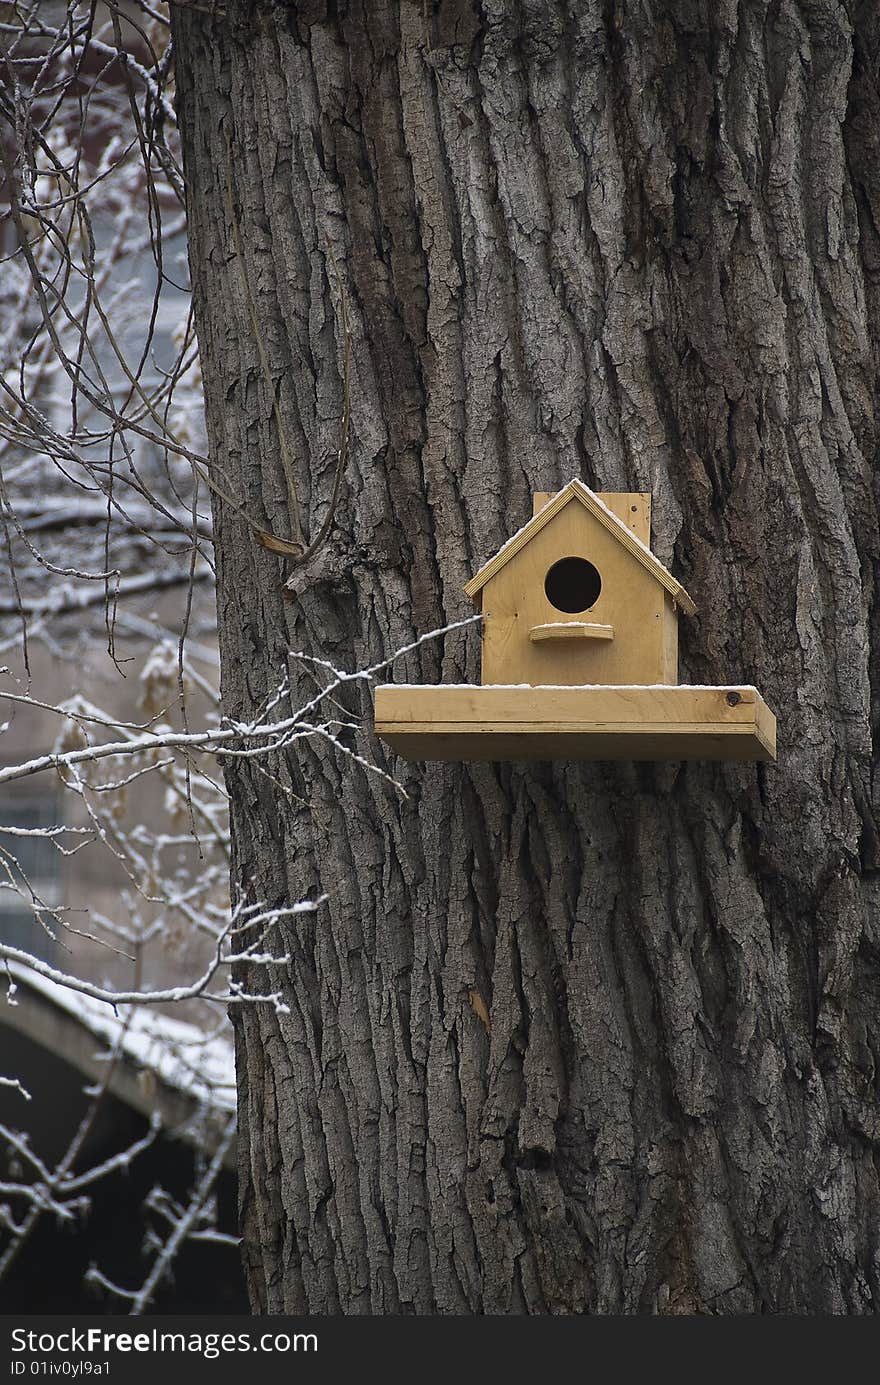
[376,719,763,733]
[754,695,777,759]
[376,729,775,763]
[529,622,614,642]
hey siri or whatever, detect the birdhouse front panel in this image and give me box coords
[478,501,678,687]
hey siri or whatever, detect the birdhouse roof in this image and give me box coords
[463,478,697,615]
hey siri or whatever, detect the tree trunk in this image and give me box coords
[171,0,880,1313]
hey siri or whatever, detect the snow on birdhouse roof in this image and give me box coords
[463,478,697,615]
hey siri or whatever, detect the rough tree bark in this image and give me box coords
[171,0,880,1313]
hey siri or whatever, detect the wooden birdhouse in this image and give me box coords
[375,480,776,762]
[465,481,693,688]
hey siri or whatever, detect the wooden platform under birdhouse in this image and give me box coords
[374,685,776,762]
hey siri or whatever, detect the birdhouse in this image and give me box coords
[374,480,776,762]
[466,482,693,687]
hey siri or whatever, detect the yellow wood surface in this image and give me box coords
[479,500,671,686]
[533,491,651,547]
[529,622,614,642]
[661,590,678,683]
[466,478,696,614]
[374,684,777,762]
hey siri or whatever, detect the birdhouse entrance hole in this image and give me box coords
[544,557,601,614]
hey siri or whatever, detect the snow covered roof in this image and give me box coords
[3,961,235,1114]
[463,478,697,615]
